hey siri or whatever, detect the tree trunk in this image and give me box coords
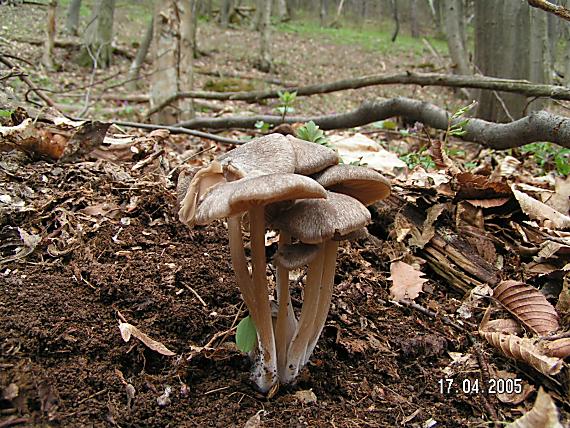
[78,0,116,68]
[320,0,327,27]
[475,0,536,122]
[255,0,272,72]
[150,0,180,124]
[331,0,345,26]
[126,17,153,91]
[276,0,289,21]
[65,0,81,35]
[444,0,471,76]
[191,0,199,57]
[42,0,57,70]
[409,0,419,38]
[528,6,550,111]
[179,0,195,120]
[390,0,399,42]
[220,0,231,28]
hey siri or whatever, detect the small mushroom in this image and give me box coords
[268,191,371,383]
[312,163,391,205]
[180,171,327,392]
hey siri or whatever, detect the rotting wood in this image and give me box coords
[374,194,501,294]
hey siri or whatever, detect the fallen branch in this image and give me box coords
[147,71,570,117]
[12,37,135,59]
[0,54,58,109]
[177,97,570,149]
[528,0,570,21]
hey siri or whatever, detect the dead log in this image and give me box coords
[12,37,135,60]
[176,97,570,149]
[374,194,501,294]
[147,70,570,116]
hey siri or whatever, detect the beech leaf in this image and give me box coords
[511,185,570,229]
[388,261,427,301]
[493,281,559,336]
[539,338,570,359]
[119,322,176,356]
[506,387,563,428]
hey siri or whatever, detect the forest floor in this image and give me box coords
[1,3,569,428]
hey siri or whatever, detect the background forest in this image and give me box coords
[1,0,570,427]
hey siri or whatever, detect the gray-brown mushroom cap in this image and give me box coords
[194,173,327,225]
[311,164,391,206]
[286,135,340,175]
[274,243,320,270]
[268,191,371,244]
[217,134,296,180]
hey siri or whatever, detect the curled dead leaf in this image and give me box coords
[480,332,563,376]
[511,185,570,229]
[493,281,559,336]
[119,321,176,356]
[506,387,562,428]
[483,318,524,335]
[491,368,534,405]
[539,338,570,359]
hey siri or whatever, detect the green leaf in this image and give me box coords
[372,120,397,130]
[0,110,12,118]
[296,120,326,144]
[235,315,257,353]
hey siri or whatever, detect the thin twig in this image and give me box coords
[397,299,467,332]
[183,283,208,307]
[0,54,57,108]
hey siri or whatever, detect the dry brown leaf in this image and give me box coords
[512,186,570,229]
[455,172,512,201]
[480,332,563,376]
[493,281,559,336]
[409,203,446,249]
[294,389,317,404]
[119,322,176,356]
[506,387,562,428]
[243,411,264,428]
[483,318,524,335]
[491,368,534,405]
[388,261,427,301]
[539,338,570,359]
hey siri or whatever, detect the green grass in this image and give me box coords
[276,20,448,57]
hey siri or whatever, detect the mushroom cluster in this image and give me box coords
[177,133,390,393]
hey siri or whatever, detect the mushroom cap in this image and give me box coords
[217,133,296,180]
[311,164,391,206]
[274,242,321,270]
[178,160,225,226]
[286,135,340,175]
[194,173,327,225]
[268,191,371,244]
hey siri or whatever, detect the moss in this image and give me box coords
[203,78,255,92]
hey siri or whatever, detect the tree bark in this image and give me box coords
[527,0,570,21]
[220,0,232,28]
[65,0,81,35]
[255,0,272,72]
[320,0,327,27]
[409,0,419,38]
[126,17,154,91]
[175,98,570,150]
[79,0,116,68]
[444,0,471,76]
[331,0,345,27]
[475,0,532,122]
[390,0,399,42]
[42,0,57,70]
[276,0,289,21]
[150,0,180,124]
[179,0,195,120]
[528,5,550,111]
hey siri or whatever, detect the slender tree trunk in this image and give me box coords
[320,0,327,26]
[528,6,550,111]
[65,0,81,35]
[409,0,419,38]
[255,0,272,72]
[390,0,399,42]
[191,0,199,57]
[220,0,231,28]
[444,0,471,76]
[42,0,57,70]
[150,0,180,124]
[251,0,262,30]
[331,0,345,26]
[276,0,289,21]
[79,0,116,68]
[179,0,195,120]
[126,17,153,91]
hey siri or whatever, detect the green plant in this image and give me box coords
[0,110,12,118]
[400,146,436,170]
[296,121,330,146]
[445,101,477,144]
[235,315,257,353]
[254,120,271,132]
[520,142,570,176]
[276,90,297,121]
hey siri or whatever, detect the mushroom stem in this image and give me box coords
[248,206,278,392]
[303,239,339,366]
[275,231,297,380]
[283,245,325,384]
[227,215,258,323]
